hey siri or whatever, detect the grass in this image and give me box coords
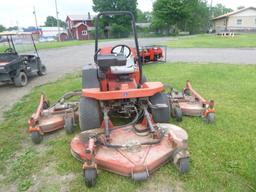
[0,63,256,191]
[36,40,94,50]
[164,34,256,48]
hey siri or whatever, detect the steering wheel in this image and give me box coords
[111,45,131,58]
[4,48,14,53]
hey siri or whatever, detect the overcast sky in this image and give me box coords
[0,0,255,28]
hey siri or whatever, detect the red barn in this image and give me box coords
[66,13,94,40]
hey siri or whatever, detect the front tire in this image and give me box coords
[38,65,47,76]
[14,71,28,87]
[79,97,101,131]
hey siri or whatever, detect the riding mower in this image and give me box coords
[139,45,167,64]
[70,11,189,187]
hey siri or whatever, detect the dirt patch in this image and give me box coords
[137,172,184,192]
[28,162,76,192]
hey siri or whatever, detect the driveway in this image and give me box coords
[0,37,256,120]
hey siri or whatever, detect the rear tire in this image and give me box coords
[150,93,170,123]
[14,71,28,87]
[79,97,101,131]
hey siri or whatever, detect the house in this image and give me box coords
[66,13,94,40]
[212,7,256,33]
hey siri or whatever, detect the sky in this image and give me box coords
[0,0,255,28]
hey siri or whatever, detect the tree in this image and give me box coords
[211,4,233,18]
[92,0,138,38]
[0,24,6,32]
[152,0,205,34]
[137,9,152,23]
[44,16,67,28]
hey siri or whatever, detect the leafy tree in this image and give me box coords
[137,9,152,23]
[92,0,137,38]
[44,16,67,28]
[211,4,233,18]
[152,0,191,34]
[0,24,6,32]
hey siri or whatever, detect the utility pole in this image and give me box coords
[33,6,39,34]
[55,0,60,41]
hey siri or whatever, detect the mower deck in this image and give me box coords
[71,123,189,180]
[169,81,215,123]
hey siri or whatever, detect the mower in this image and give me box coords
[169,80,215,123]
[139,45,167,64]
[28,91,80,144]
[70,11,189,187]
[0,32,46,87]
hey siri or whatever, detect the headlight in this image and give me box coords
[0,66,5,70]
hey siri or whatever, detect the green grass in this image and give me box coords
[36,40,94,50]
[0,63,256,191]
[165,34,256,48]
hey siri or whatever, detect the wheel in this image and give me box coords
[175,107,183,122]
[205,112,215,123]
[84,168,97,187]
[79,97,101,131]
[64,117,75,134]
[150,93,170,123]
[38,65,47,76]
[31,131,43,144]
[177,158,189,174]
[13,71,28,87]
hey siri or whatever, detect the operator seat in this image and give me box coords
[110,55,136,74]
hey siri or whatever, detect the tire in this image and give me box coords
[14,71,28,87]
[150,93,170,123]
[177,158,189,174]
[64,117,75,134]
[206,112,215,123]
[79,97,101,131]
[84,168,97,187]
[175,107,183,122]
[31,131,43,144]
[38,65,47,76]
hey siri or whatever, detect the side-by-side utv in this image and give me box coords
[0,32,46,87]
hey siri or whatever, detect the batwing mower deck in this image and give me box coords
[169,80,215,123]
[28,91,80,144]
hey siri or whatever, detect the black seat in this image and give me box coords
[96,54,127,70]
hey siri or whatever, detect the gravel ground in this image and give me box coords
[0,37,256,120]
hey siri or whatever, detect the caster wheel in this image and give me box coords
[84,168,97,187]
[31,131,43,144]
[205,112,215,123]
[177,158,189,174]
[64,117,75,134]
[175,107,183,122]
